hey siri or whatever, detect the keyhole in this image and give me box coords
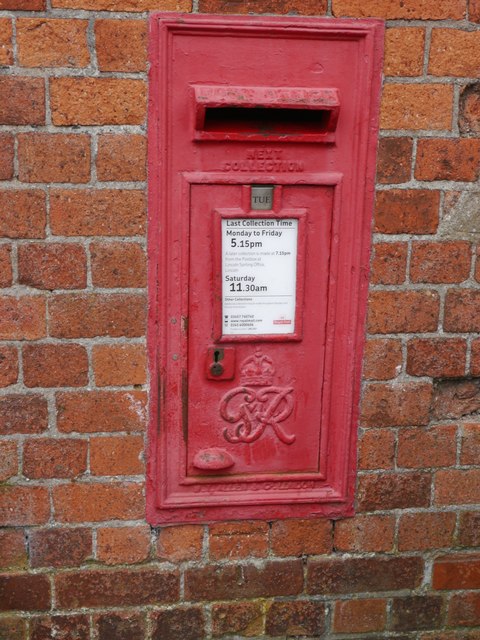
[210,349,224,376]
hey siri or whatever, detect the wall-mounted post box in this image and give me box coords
[147,13,384,524]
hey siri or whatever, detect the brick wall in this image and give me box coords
[0,0,479,638]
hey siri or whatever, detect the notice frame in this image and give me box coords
[213,207,307,342]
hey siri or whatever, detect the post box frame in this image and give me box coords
[147,13,384,524]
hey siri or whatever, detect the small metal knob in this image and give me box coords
[210,362,224,376]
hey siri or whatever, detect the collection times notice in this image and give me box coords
[222,218,298,335]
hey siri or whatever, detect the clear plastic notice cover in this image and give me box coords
[221,218,298,336]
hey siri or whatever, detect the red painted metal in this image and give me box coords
[147,13,384,524]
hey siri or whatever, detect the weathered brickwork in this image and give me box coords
[0,0,479,638]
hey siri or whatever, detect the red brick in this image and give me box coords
[52,0,190,10]
[152,607,205,640]
[29,527,92,568]
[265,601,325,637]
[30,615,90,640]
[384,28,425,77]
[363,339,402,381]
[381,84,453,130]
[433,554,480,590]
[55,568,178,607]
[475,246,480,282]
[212,601,264,638]
[97,526,150,565]
[474,246,480,284]
[93,344,146,387]
[307,556,423,594]
[53,482,144,522]
[445,289,480,332]
[358,428,395,470]
[416,139,480,182]
[90,434,144,475]
[0,440,17,481]
[210,521,269,560]
[407,339,467,377]
[0,0,45,7]
[361,382,432,427]
[368,291,439,334]
[429,29,480,77]
[91,242,146,288]
[392,595,444,631]
[435,469,480,505]
[376,137,413,184]
[458,511,480,547]
[57,391,146,433]
[270,518,332,556]
[0,574,50,611]
[333,0,465,19]
[94,612,145,640]
[17,18,89,68]
[0,529,27,569]
[448,592,480,627]
[49,293,146,338]
[23,343,88,387]
[0,244,12,287]
[185,560,304,601]
[0,253,12,287]
[398,425,457,469]
[0,345,18,387]
[399,512,456,551]
[50,189,145,236]
[50,77,146,126]
[461,423,480,465]
[0,190,46,238]
[357,472,431,511]
[0,77,45,125]
[375,189,440,234]
[0,19,13,66]
[97,134,146,182]
[199,0,326,13]
[0,133,14,180]
[411,242,471,284]
[334,514,395,552]
[459,83,480,135]
[0,394,48,435]
[471,0,480,22]
[0,618,27,640]
[156,525,204,562]
[371,242,407,285]
[95,20,146,72]
[333,598,387,633]
[433,379,480,420]
[0,296,46,340]
[18,133,90,183]
[0,486,50,526]
[23,438,88,479]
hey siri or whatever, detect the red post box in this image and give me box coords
[147,13,384,524]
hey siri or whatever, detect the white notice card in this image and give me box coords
[222,218,298,335]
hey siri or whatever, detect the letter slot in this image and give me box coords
[193,85,340,142]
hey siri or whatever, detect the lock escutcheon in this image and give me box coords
[206,347,235,380]
[210,362,224,376]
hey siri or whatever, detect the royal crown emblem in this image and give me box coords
[220,352,295,445]
[239,353,275,386]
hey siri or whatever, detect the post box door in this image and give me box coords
[187,183,333,478]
